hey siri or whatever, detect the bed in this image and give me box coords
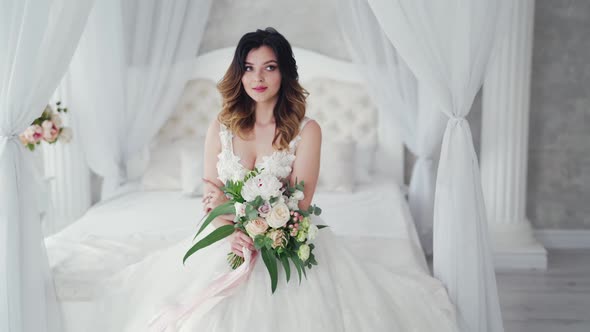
[45,47,451,331]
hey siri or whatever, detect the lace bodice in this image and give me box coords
[216,117,311,183]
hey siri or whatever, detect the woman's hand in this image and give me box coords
[228,230,255,257]
[202,178,228,213]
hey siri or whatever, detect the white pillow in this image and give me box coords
[141,140,203,194]
[180,144,204,197]
[317,140,355,193]
[141,144,182,190]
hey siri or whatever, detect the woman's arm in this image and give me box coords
[202,119,233,228]
[289,120,322,211]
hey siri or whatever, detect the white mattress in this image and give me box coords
[46,181,430,330]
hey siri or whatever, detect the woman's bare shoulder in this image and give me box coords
[300,119,321,141]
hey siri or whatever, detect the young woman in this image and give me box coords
[98,28,458,332]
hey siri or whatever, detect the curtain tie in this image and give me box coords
[449,114,466,124]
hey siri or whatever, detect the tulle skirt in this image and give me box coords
[95,217,458,332]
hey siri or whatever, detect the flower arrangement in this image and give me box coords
[19,101,72,151]
[184,168,326,293]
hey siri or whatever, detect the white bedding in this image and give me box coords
[46,181,430,330]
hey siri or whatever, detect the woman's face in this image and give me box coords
[241,45,282,105]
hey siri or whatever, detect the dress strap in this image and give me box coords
[289,116,312,153]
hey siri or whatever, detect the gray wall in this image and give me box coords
[199,0,347,59]
[199,0,590,229]
[526,0,590,229]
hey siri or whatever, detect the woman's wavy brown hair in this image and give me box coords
[217,27,308,150]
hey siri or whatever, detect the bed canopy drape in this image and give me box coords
[361,0,512,330]
[0,1,95,331]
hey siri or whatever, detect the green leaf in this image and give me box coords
[254,235,266,250]
[280,255,291,283]
[291,255,303,284]
[194,201,235,240]
[251,196,263,208]
[293,255,307,280]
[183,224,234,264]
[313,206,322,216]
[261,248,278,293]
[245,204,258,220]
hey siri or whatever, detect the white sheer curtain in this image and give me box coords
[366,1,511,331]
[0,1,94,331]
[67,0,212,199]
[340,0,446,254]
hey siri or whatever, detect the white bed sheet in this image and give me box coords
[46,181,431,330]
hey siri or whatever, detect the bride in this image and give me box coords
[96,27,458,332]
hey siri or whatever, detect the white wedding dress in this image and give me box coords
[94,118,458,332]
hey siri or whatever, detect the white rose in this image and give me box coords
[286,196,299,210]
[298,244,310,262]
[266,202,291,228]
[234,202,246,218]
[50,112,63,128]
[59,127,72,143]
[241,173,283,202]
[245,218,269,238]
[307,224,319,241]
[292,190,304,201]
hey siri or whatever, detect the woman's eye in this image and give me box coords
[245,66,253,72]
[266,65,276,71]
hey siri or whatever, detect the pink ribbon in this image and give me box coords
[148,248,258,331]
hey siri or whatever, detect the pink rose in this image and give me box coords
[42,120,59,142]
[18,133,28,145]
[245,218,269,238]
[24,125,43,143]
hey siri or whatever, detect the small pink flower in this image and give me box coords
[257,202,271,218]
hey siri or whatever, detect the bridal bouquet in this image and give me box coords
[183,169,326,293]
[19,101,72,151]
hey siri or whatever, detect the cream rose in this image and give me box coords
[245,218,268,238]
[298,244,310,262]
[266,202,290,228]
[267,229,286,249]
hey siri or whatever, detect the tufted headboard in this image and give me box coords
[151,47,403,185]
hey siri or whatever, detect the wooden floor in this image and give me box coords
[497,249,590,332]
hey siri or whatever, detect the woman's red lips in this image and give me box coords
[253,86,267,92]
